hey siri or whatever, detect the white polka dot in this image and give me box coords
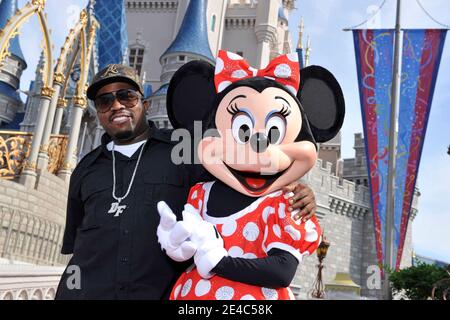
[195,279,211,297]
[228,246,244,258]
[191,190,198,200]
[181,279,192,297]
[243,252,257,259]
[274,64,292,78]
[215,286,234,300]
[305,220,319,242]
[285,225,301,241]
[231,69,248,79]
[215,57,224,74]
[278,203,286,219]
[221,220,237,237]
[262,287,278,300]
[241,294,256,300]
[285,85,298,95]
[262,206,275,224]
[218,81,232,92]
[243,222,260,241]
[173,284,182,300]
[287,53,299,62]
[227,51,243,60]
[273,224,281,238]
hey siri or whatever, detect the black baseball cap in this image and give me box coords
[87,64,144,100]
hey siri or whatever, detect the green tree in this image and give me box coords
[389,262,449,300]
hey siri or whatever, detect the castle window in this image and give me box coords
[129,46,145,75]
[179,55,186,62]
[211,15,216,32]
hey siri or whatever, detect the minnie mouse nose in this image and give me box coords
[250,133,269,153]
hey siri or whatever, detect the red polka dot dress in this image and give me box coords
[170,182,322,300]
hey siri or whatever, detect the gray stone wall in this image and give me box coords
[0,171,69,266]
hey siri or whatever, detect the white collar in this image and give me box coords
[106,140,146,158]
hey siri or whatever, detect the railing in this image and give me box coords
[0,205,68,266]
[0,131,68,179]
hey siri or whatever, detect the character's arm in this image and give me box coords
[212,248,299,289]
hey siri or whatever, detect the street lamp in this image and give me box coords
[311,236,330,299]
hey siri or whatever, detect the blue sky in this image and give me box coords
[15,0,450,263]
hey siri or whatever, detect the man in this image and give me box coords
[55,64,318,300]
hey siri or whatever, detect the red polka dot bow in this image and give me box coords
[214,50,300,95]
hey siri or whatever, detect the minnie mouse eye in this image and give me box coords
[232,114,253,144]
[266,115,286,145]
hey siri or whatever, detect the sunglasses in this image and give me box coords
[94,88,141,113]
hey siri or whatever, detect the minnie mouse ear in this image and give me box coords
[167,60,217,133]
[298,66,345,143]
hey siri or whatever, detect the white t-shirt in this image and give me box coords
[106,140,146,158]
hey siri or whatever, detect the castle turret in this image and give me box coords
[20,51,45,133]
[0,0,27,127]
[150,0,214,129]
[296,17,305,69]
[255,0,278,67]
[159,0,214,84]
[93,0,128,69]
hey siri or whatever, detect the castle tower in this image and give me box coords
[160,0,214,84]
[296,17,305,69]
[277,0,295,56]
[149,0,214,129]
[255,0,279,67]
[20,52,45,133]
[0,0,27,128]
[318,131,342,177]
[93,0,128,69]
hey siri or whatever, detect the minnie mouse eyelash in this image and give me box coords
[279,105,291,118]
[227,103,241,116]
[228,103,291,119]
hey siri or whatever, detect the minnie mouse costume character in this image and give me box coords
[157,51,345,300]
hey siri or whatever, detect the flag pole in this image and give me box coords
[384,0,402,300]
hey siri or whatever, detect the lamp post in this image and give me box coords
[311,236,330,299]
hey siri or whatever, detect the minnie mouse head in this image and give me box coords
[167,50,345,197]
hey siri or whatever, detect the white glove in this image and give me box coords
[157,201,197,262]
[189,218,228,279]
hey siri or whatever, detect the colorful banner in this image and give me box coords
[394,29,447,270]
[353,29,395,271]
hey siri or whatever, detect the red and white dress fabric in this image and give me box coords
[170,182,322,300]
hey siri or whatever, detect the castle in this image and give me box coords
[0,0,418,300]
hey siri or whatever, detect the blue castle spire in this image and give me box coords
[93,0,128,69]
[0,0,26,66]
[162,0,214,62]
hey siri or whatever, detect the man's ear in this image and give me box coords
[298,66,345,143]
[167,60,217,133]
